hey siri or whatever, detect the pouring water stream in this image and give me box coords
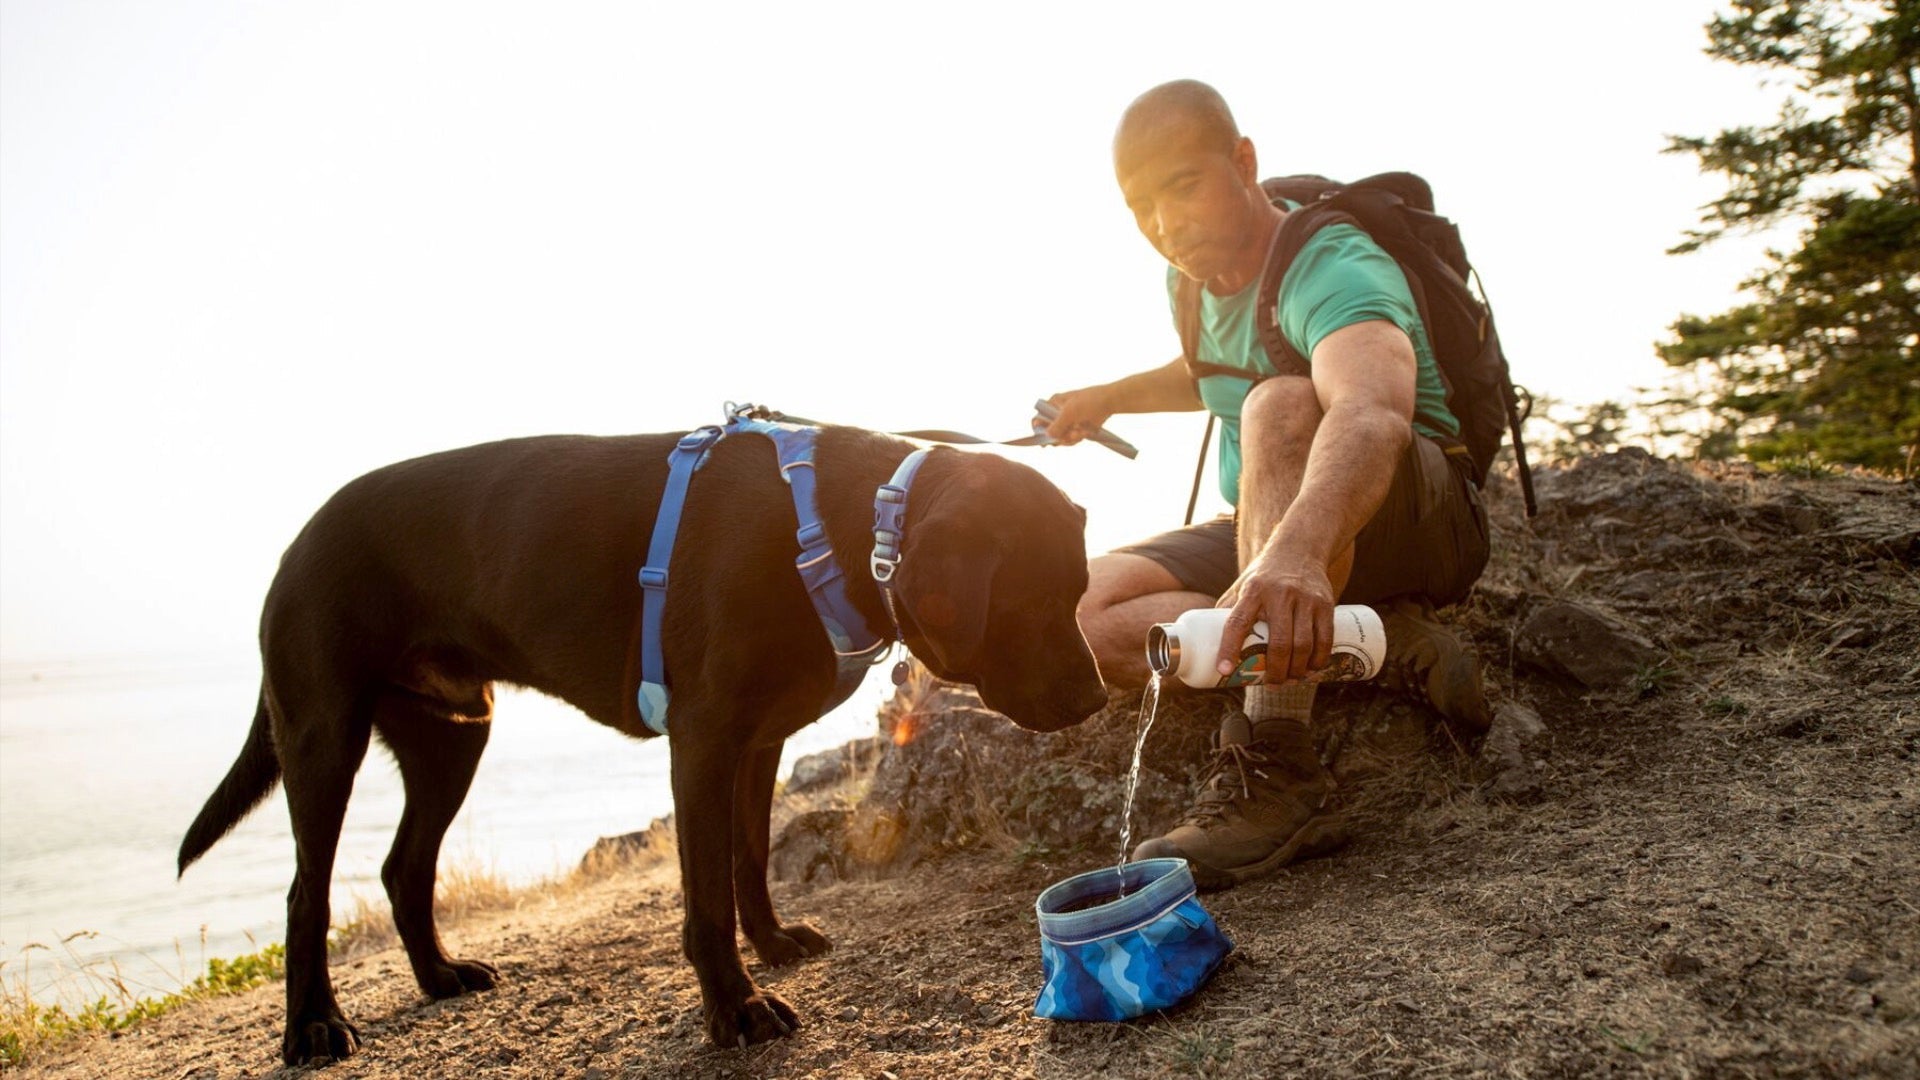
[1114,672,1163,892]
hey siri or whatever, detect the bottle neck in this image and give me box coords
[1145,624,1177,677]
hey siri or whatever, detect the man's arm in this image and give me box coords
[1044,357,1202,445]
[1213,319,1415,681]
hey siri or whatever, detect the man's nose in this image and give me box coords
[1151,205,1179,244]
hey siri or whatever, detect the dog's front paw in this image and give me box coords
[706,987,800,1048]
[282,1008,362,1065]
[420,957,500,999]
[749,921,832,967]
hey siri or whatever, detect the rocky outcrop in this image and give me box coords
[761,451,1918,883]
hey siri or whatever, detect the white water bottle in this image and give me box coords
[1146,605,1386,688]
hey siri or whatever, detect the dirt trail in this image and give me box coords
[22,453,1919,1079]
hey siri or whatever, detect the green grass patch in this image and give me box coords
[0,940,284,1068]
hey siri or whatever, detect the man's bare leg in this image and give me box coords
[1078,553,1213,689]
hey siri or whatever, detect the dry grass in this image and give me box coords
[0,846,675,1069]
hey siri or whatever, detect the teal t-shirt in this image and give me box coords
[1170,219,1458,505]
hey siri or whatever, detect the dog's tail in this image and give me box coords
[178,689,281,877]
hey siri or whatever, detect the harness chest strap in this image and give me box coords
[636,425,725,731]
[636,417,931,735]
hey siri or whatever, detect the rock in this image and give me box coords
[1479,702,1547,801]
[769,808,857,884]
[785,736,886,794]
[580,815,674,871]
[1515,599,1664,690]
[1661,952,1704,977]
[770,674,1213,878]
[1743,493,1828,537]
[1531,448,1738,536]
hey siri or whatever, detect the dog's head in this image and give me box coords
[891,449,1108,731]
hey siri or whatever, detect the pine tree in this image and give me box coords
[1661,0,1919,476]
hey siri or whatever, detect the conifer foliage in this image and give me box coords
[1662,0,1919,476]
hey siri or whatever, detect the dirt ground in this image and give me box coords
[19,452,1919,1079]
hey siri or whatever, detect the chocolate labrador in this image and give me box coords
[177,422,1107,1065]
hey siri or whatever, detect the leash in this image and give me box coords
[730,401,1138,460]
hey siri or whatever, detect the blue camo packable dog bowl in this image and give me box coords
[1032,857,1234,1021]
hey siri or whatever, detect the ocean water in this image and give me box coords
[0,655,890,1007]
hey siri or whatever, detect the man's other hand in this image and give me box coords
[1040,389,1115,446]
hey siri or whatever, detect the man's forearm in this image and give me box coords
[1093,357,1204,415]
[1267,402,1410,567]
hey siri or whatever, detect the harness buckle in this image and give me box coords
[638,566,668,591]
[727,401,778,424]
[871,524,903,582]
[677,426,722,452]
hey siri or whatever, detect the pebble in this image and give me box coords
[1662,952,1704,976]
[840,1006,862,1021]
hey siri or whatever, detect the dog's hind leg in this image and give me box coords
[276,691,374,1066]
[373,695,499,1000]
[733,743,831,966]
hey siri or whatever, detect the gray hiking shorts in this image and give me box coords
[1109,433,1490,607]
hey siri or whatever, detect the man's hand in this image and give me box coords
[1040,388,1115,446]
[1214,549,1336,683]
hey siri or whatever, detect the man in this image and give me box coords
[1045,79,1492,889]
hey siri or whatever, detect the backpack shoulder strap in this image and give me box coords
[1252,201,1356,379]
[1173,273,1267,382]
[1175,274,1202,373]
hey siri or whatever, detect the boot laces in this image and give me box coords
[1392,651,1435,705]
[1178,742,1273,827]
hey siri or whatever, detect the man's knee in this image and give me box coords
[1241,376,1321,463]
[1079,552,1177,620]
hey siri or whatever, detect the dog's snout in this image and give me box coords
[1069,678,1109,721]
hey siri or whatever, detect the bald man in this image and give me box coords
[1044,79,1492,889]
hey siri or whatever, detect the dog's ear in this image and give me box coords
[897,519,1000,677]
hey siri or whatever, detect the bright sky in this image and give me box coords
[2,0,1786,662]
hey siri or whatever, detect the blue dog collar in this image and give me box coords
[871,447,932,683]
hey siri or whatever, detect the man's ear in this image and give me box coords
[896,527,999,676]
[1233,135,1258,185]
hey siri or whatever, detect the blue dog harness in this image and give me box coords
[636,407,931,735]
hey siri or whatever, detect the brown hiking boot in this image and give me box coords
[1131,709,1346,890]
[1378,597,1492,735]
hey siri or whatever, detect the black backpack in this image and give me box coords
[1174,171,1536,518]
